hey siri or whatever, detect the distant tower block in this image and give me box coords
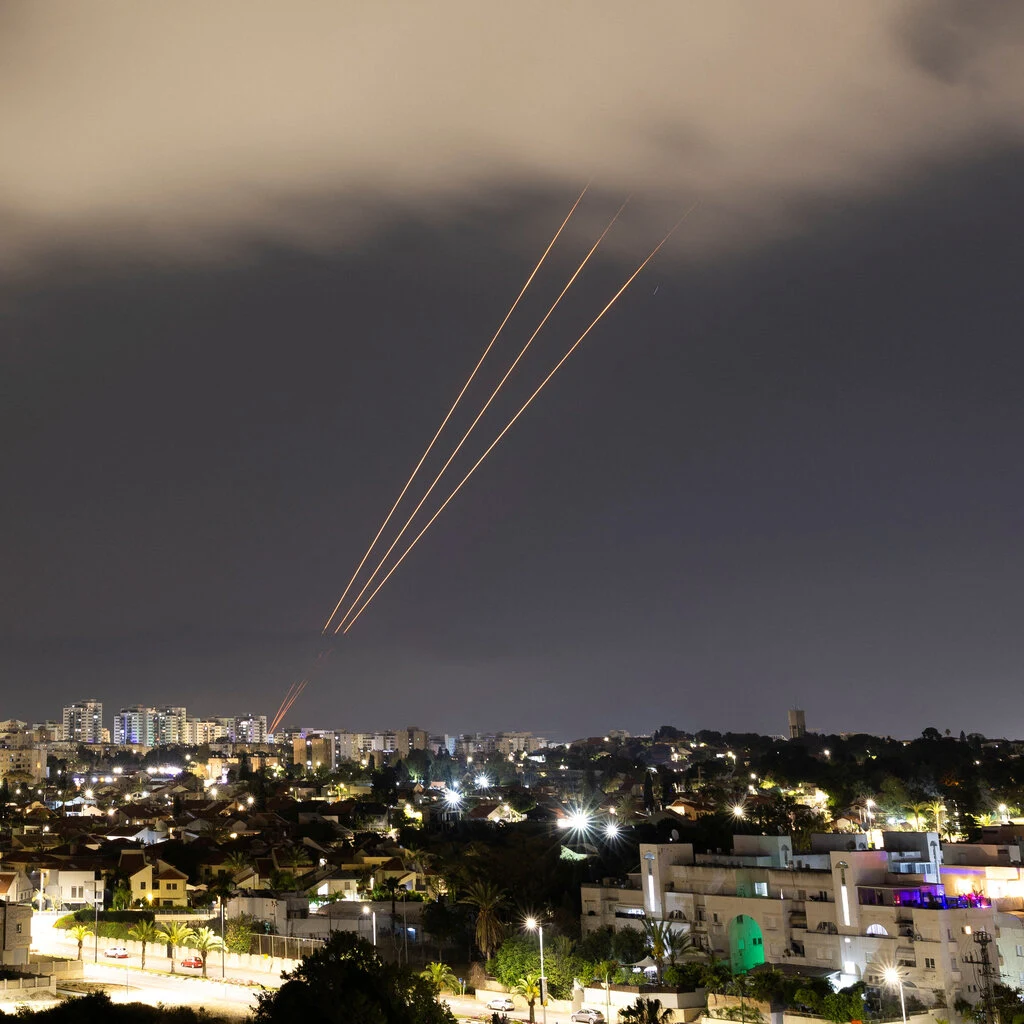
[788,708,806,739]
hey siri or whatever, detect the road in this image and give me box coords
[31,914,601,1023]
[84,962,261,1018]
[444,994,600,1024]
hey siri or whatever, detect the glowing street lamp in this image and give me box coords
[525,917,546,1024]
[882,967,907,1024]
[732,805,745,819]
[362,904,377,946]
[603,821,621,840]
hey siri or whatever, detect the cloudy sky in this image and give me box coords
[3,2,1024,739]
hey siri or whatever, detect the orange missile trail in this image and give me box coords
[271,680,300,731]
[321,185,589,635]
[333,198,630,635]
[270,679,307,734]
[341,206,697,634]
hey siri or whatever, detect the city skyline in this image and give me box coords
[4,5,1024,737]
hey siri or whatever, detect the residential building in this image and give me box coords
[114,706,156,747]
[788,708,807,740]
[581,831,1024,1009]
[336,732,373,762]
[0,870,32,904]
[0,745,46,784]
[62,699,103,744]
[234,714,268,746]
[121,851,189,908]
[0,903,32,965]
[294,733,337,772]
[396,727,428,758]
[181,718,228,745]
[496,731,546,755]
[153,706,187,746]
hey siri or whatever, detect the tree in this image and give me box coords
[906,803,929,831]
[224,851,251,875]
[641,920,673,982]
[420,961,457,996]
[225,914,256,955]
[254,931,456,1024]
[421,898,468,960]
[129,920,161,970]
[512,971,542,1024]
[381,876,403,932]
[190,926,225,979]
[619,998,673,1024]
[69,923,93,961]
[595,960,618,1024]
[159,922,195,975]
[460,880,506,959]
[111,883,133,911]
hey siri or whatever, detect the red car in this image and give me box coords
[180,956,204,969]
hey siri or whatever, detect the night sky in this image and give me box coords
[3,4,1024,739]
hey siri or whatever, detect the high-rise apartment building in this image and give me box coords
[153,706,186,746]
[788,707,807,739]
[114,706,155,747]
[181,718,229,746]
[62,699,103,744]
[293,732,337,771]
[234,714,268,746]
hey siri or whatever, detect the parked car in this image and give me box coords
[104,947,129,959]
[486,997,515,1012]
[571,1011,605,1023]
[180,956,204,969]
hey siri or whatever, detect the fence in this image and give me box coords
[0,976,56,997]
[250,934,324,961]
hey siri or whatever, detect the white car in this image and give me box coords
[104,946,129,959]
[487,997,515,1012]
[571,1011,605,1024]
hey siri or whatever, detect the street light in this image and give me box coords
[525,917,546,1024]
[89,880,104,963]
[362,904,377,946]
[882,966,907,1024]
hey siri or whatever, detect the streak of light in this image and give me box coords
[334,198,629,634]
[270,678,308,735]
[321,185,589,634]
[270,680,300,733]
[274,680,306,731]
[341,205,697,633]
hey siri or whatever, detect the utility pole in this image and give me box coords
[963,929,999,1024]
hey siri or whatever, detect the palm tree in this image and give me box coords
[927,800,948,837]
[190,925,225,979]
[110,883,132,911]
[641,919,672,982]
[381,876,402,929]
[619,998,673,1024]
[595,959,617,1023]
[128,919,161,970]
[69,923,93,961]
[905,802,928,831]
[513,971,542,1024]
[665,927,695,965]
[158,922,195,975]
[223,851,251,875]
[420,960,457,995]
[459,879,506,959]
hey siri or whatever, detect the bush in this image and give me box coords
[58,909,156,927]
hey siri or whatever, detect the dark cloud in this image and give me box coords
[2,2,1023,268]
